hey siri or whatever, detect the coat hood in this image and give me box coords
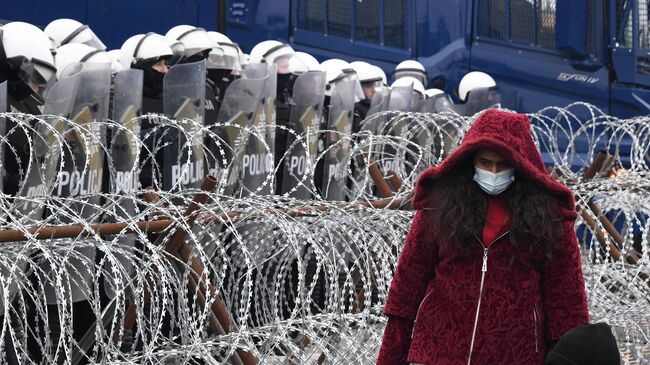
[412,109,576,220]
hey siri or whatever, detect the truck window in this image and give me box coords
[477,0,556,48]
[617,0,650,49]
[296,0,408,49]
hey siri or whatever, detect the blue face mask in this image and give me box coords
[473,167,515,195]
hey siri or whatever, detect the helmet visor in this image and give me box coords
[64,25,107,50]
[394,70,426,86]
[206,44,242,71]
[288,54,308,74]
[9,56,56,96]
[167,41,185,66]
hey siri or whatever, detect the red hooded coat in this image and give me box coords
[377,109,589,365]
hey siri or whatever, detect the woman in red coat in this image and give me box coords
[377,109,589,365]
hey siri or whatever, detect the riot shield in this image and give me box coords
[379,86,413,177]
[103,69,143,299]
[110,69,143,198]
[38,63,111,305]
[236,64,274,196]
[15,64,83,222]
[213,77,267,197]
[386,85,413,113]
[360,86,390,135]
[280,71,326,198]
[264,63,277,188]
[463,87,501,116]
[52,63,111,220]
[162,60,207,191]
[416,93,454,113]
[241,63,269,79]
[321,79,355,201]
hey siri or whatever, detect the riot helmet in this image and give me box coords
[120,33,173,98]
[0,22,57,102]
[458,71,497,102]
[393,59,427,87]
[392,76,425,98]
[249,40,295,74]
[351,60,384,100]
[321,59,364,102]
[373,65,388,86]
[320,59,348,97]
[166,25,220,62]
[423,88,444,99]
[106,49,125,73]
[55,43,111,79]
[458,71,500,115]
[294,51,321,71]
[206,31,242,72]
[45,18,106,50]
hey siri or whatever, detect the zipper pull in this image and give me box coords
[482,248,488,272]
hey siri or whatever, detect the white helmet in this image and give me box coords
[350,61,383,84]
[288,55,309,74]
[44,18,106,50]
[423,88,444,98]
[241,53,250,65]
[320,59,347,96]
[0,22,57,93]
[393,59,427,87]
[106,49,125,73]
[458,71,496,102]
[119,33,174,69]
[372,65,388,86]
[320,58,351,74]
[391,76,425,95]
[166,25,220,58]
[294,51,320,71]
[249,40,295,73]
[206,31,242,71]
[321,58,364,101]
[55,43,111,79]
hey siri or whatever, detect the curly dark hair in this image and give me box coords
[429,158,565,263]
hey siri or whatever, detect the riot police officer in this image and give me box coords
[119,33,175,189]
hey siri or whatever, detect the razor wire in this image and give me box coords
[0,104,648,364]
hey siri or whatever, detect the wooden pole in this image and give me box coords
[367,161,394,198]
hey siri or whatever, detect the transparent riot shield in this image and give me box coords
[417,93,454,113]
[383,85,412,117]
[264,63,277,189]
[162,60,207,191]
[241,63,269,79]
[0,81,6,193]
[52,63,111,220]
[360,86,390,135]
[379,86,413,177]
[103,69,143,299]
[37,63,111,305]
[463,87,501,116]
[237,64,274,196]
[213,77,267,197]
[321,79,355,201]
[110,69,143,198]
[280,71,326,198]
[15,64,83,222]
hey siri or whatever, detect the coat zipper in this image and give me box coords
[533,303,540,353]
[411,290,435,338]
[467,230,510,365]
